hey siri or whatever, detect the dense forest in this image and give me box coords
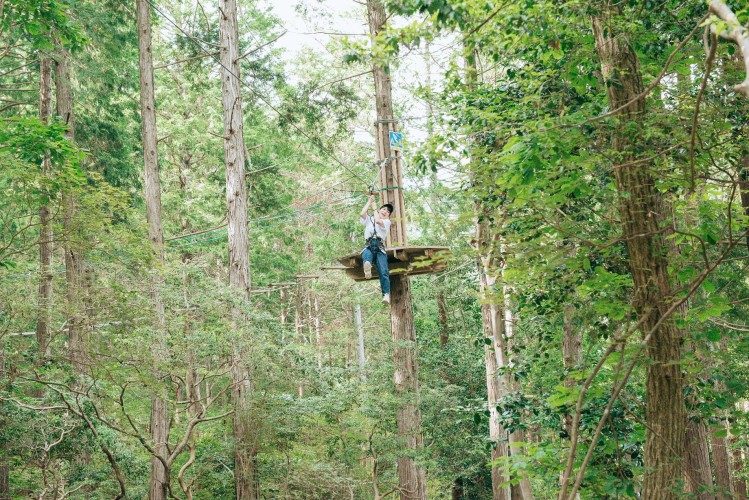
[2,0,749,498]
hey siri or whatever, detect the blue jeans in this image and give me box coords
[362,239,390,295]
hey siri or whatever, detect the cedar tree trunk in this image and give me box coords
[218,0,256,497]
[591,6,685,497]
[136,0,169,497]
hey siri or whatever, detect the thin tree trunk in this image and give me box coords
[54,47,85,373]
[218,0,256,497]
[740,155,749,248]
[37,56,53,359]
[732,401,748,499]
[501,306,533,500]
[367,1,425,497]
[591,7,685,498]
[354,303,366,381]
[295,281,304,398]
[0,347,8,500]
[0,463,7,500]
[437,292,449,348]
[136,0,169,497]
[562,304,581,435]
[559,303,581,498]
[732,439,747,499]
[314,294,322,370]
[711,420,732,499]
[280,288,287,326]
[477,221,511,500]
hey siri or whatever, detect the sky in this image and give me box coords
[260,0,462,189]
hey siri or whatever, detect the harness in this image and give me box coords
[365,214,386,254]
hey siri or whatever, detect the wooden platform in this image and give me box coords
[333,245,450,281]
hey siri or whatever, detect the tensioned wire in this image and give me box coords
[143,0,370,187]
[0,197,365,281]
[167,180,402,246]
[167,191,365,246]
[142,1,400,245]
[175,197,364,248]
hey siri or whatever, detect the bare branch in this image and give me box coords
[154,51,218,69]
[235,31,287,63]
[709,0,749,97]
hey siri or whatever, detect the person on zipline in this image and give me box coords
[360,194,393,305]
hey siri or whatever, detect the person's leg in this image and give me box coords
[374,249,390,295]
[362,247,374,279]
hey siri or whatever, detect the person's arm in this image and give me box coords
[374,213,385,227]
[373,205,386,227]
[360,195,374,220]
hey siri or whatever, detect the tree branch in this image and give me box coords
[709,0,749,97]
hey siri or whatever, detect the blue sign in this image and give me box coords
[389,131,403,151]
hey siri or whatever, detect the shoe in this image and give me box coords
[382,293,390,305]
[363,261,372,279]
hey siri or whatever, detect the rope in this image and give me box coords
[175,199,362,248]
[144,0,370,186]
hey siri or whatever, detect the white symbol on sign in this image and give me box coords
[389,131,403,151]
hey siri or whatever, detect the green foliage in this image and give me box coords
[4,0,749,497]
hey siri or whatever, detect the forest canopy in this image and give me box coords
[2,0,749,498]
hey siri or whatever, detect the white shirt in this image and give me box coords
[361,215,391,241]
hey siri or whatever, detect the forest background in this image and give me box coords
[2,0,749,499]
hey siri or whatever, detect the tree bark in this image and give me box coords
[562,304,581,435]
[477,221,511,500]
[711,421,732,499]
[366,1,425,497]
[390,274,427,500]
[0,463,7,500]
[54,47,86,373]
[354,303,366,381]
[591,7,685,498]
[136,0,169,497]
[437,292,449,348]
[738,155,749,248]
[732,439,747,499]
[0,348,8,499]
[37,56,53,359]
[684,419,714,499]
[218,0,256,497]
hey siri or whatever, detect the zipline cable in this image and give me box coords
[177,199,363,248]
[169,192,365,245]
[144,0,371,186]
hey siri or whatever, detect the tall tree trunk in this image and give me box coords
[437,292,449,348]
[0,463,6,500]
[366,1,426,497]
[591,7,685,498]
[218,0,256,497]
[354,303,366,381]
[37,56,53,359]
[740,155,749,249]
[477,222,511,500]
[711,420,732,499]
[684,420,714,499]
[54,47,85,373]
[314,294,322,370]
[732,437,747,499]
[502,304,533,500]
[389,274,427,499]
[562,304,581,436]
[136,1,169,497]
[295,281,305,398]
[732,401,749,499]
[280,288,287,326]
[0,347,9,500]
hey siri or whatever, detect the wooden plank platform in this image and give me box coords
[332,245,450,281]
